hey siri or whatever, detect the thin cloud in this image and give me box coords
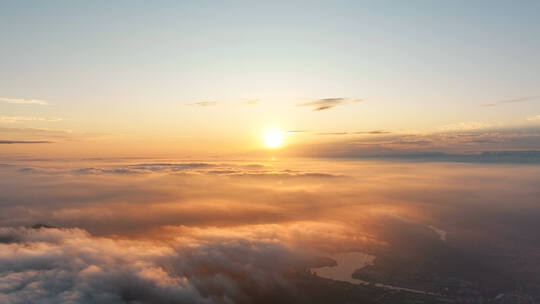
[438,121,492,131]
[0,140,51,144]
[317,132,348,135]
[0,97,48,105]
[288,130,389,135]
[297,98,363,111]
[353,130,391,135]
[0,127,72,141]
[527,114,540,121]
[390,139,431,146]
[187,101,218,107]
[0,116,62,123]
[287,130,310,133]
[481,96,538,107]
[286,130,390,136]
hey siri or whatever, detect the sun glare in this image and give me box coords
[264,130,284,148]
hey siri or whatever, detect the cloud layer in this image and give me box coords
[1,158,539,302]
[289,127,540,161]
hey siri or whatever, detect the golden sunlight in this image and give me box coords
[263,130,284,148]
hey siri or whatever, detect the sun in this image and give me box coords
[263,130,284,148]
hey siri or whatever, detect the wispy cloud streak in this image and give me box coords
[527,114,540,121]
[187,101,218,107]
[297,98,363,111]
[317,132,348,135]
[438,121,492,131]
[0,140,51,144]
[353,130,391,135]
[0,116,62,123]
[287,130,309,133]
[481,96,538,107]
[0,97,48,105]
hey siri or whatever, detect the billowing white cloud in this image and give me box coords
[0,226,330,304]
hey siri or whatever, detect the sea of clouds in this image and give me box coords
[1,158,539,303]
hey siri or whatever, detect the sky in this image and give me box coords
[1,0,540,157]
